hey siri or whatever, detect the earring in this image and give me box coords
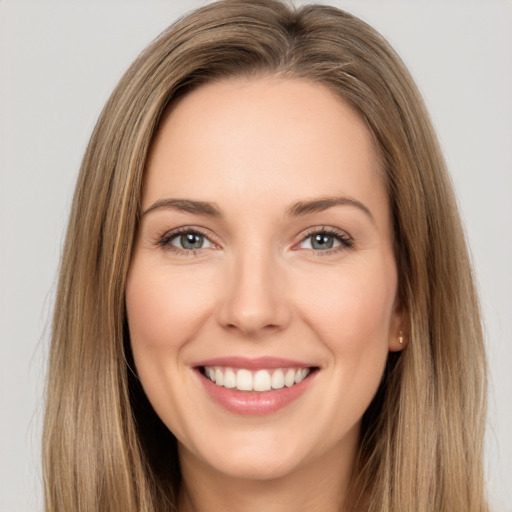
[398,330,404,344]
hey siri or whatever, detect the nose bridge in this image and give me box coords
[217,239,289,336]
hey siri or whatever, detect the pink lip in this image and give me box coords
[193,359,318,416]
[193,356,313,370]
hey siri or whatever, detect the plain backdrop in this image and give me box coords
[1,1,511,511]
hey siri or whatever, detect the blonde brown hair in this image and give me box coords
[43,1,488,511]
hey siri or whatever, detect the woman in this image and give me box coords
[42,1,488,511]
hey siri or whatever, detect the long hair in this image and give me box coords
[43,1,488,511]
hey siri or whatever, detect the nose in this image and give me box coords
[216,247,291,337]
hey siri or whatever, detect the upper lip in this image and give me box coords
[193,356,316,370]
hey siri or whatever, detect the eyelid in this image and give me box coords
[154,224,353,256]
[156,225,221,253]
[294,226,354,253]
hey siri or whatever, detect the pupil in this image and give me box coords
[312,234,333,250]
[181,233,203,249]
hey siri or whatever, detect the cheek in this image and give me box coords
[125,262,213,355]
[293,256,397,409]
[125,260,216,434]
[296,259,397,345]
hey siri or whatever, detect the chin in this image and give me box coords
[178,426,311,480]
[202,450,304,482]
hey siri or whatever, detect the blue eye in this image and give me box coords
[309,233,338,250]
[159,229,215,253]
[175,232,206,250]
[299,229,352,252]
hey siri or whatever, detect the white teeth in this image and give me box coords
[284,368,295,387]
[271,369,285,389]
[294,368,309,384]
[215,368,224,386]
[253,370,272,391]
[204,366,312,392]
[224,368,236,389]
[236,369,253,391]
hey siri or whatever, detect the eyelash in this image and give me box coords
[157,227,215,256]
[298,226,354,255]
[156,226,354,256]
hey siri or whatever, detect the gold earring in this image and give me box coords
[398,330,404,344]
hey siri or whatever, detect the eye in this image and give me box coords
[298,228,353,253]
[158,228,216,253]
[173,232,209,250]
[303,233,339,250]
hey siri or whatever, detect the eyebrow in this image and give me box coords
[142,195,374,223]
[142,198,222,217]
[286,196,375,224]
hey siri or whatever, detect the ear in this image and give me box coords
[388,300,409,353]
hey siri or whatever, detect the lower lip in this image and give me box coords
[196,369,316,416]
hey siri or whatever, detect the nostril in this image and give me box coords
[216,273,292,335]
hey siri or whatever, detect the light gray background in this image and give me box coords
[1,1,510,511]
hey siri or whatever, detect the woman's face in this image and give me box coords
[126,77,404,482]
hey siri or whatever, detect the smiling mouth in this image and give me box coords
[199,366,317,392]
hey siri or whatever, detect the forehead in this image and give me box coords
[143,76,388,223]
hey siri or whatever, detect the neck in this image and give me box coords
[177,437,358,512]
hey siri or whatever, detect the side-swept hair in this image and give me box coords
[43,1,487,511]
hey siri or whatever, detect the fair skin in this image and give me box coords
[126,76,405,512]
